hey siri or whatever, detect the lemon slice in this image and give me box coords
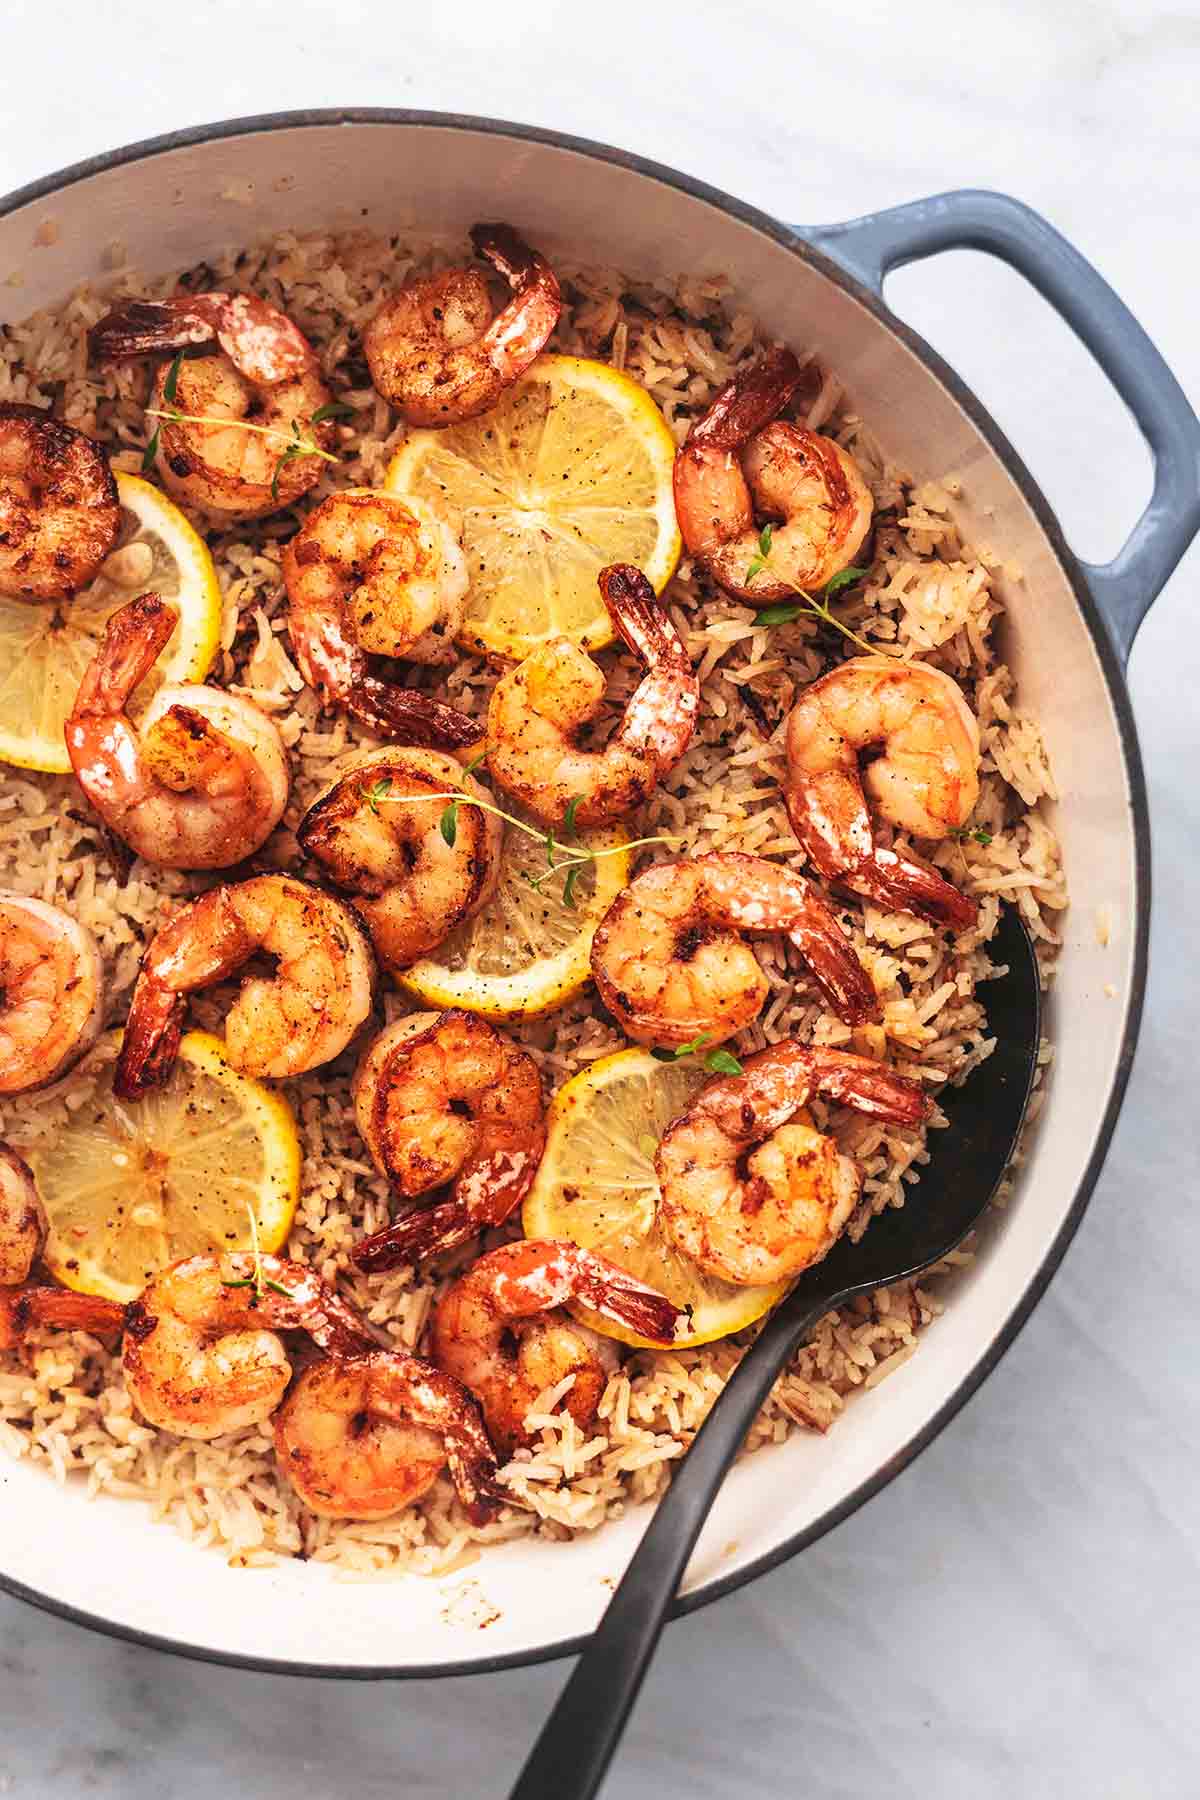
[400,806,630,1019]
[28,1031,299,1303]
[0,470,221,773]
[523,1048,790,1348]
[384,354,681,659]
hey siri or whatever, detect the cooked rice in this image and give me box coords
[0,229,1065,1574]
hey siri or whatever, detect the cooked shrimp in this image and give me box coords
[123,1253,375,1439]
[89,292,334,520]
[0,1146,46,1287]
[364,223,561,426]
[656,1041,931,1286]
[590,851,878,1047]
[673,348,873,601]
[273,1350,509,1523]
[297,748,500,976]
[0,893,104,1093]
[784,656,981,930]
[432,1239,683,1458]
[282,489,478,748]
[285,488,468,668]
[0,402,119,600]
[0,1284,124,1352]
[114,875,375,1100]
[66,592,288,870]
[351,1011,545,1268]
[485,563,700,829]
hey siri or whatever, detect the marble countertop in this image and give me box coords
[1,2,1198,1794]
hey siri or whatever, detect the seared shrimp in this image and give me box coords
[123,1253,375,1439]
[273,1350,509,1523]
[0,402,119,600]
[432,1239,683,1458]
[282,489,477,748]
[285,488,468,667]
[0,894,104,1093]
[297,748,500,976]
[784,656,981,930]
[89,292,334,520]
[364,223,561,426]
[673,348,873,601]
[486,564,700,829]
[0,1284,124,1352]
[0,1147,46,1287]
[114,875,375,1100]
[590,852,878,1048]
[656,1042,931,1286]
[66,593,288,870]
[351,1011,545,1268]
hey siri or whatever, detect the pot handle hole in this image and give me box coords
[800,189,1200,664]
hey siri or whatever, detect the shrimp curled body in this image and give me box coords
[673,348,873,602]
[297,748,501,976]
[590,852,878,1047]
[432,1239,684,1458]
[656,1042,931,1285]
[273,1350,509,1524]
[89,292,334,521]
[785,656,981,930]
[114,874,376,1099]
[0,403,120,600]
[0,1147,46,1287]
[122,1253,375,1439]
[351,1011,545,1268]
[0,893,104,1093]
[66,593,288,870]
[283,489,478,749]
[364,224,561,426]
[486,564,699,829]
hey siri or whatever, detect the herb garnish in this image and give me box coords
[651,1032,744,1077]
[751,565,889,657]
[221,1200,291,1300]
[141,389,349,499]
[950,824,993,846]
[366,760,679,910]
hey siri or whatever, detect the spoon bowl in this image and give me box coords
[510,902,1042,1800]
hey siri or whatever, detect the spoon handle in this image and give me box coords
[506,1290,834,1800]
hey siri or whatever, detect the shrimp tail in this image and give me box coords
[442,1413,514,1523]
[352,1201,477,1272]
[88,297,223,362]
[470,222,549,287]
[570,1251,685,1346]
[786,893,881,1027]
[469,222,563,374]
[598,563,687,670]
[849,846,980,933]
[348,677,484,751]
[806,1048,932,1125]
[114,977,186,1100]
[686,346,804,450]
[71,593,177,719]
[0,1285,126,1350]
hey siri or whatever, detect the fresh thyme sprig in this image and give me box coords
[363,765,680,910]
[750,562,891,657]
[651,1031,744,1077]
[141,382,352,497]
[220,1200,292,1300]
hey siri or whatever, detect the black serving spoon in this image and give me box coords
[508,903,1041,1800]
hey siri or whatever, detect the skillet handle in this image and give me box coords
[801,189,1200,663]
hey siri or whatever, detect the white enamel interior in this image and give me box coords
[0,121,1141,1672]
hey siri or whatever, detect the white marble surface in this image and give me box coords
[1,1,1198,1793]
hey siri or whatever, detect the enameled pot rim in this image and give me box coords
[0,107,1151,1680]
